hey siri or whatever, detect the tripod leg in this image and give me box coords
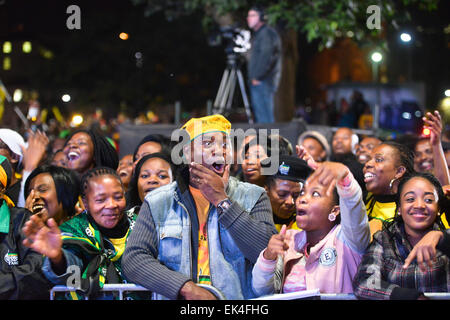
[219,69,234,112]
[236,69,253,124]
[213,69,230,114]
[226,69,237,110]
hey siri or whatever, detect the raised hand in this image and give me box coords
[21,129,50,172]
[22,216,63,260]
[305,161,349,190]
[422,110,442,146]
[263,224,289,260]
[189,162,229,206]
[295,145,318,170]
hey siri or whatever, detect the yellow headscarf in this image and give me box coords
[0,155,15,207]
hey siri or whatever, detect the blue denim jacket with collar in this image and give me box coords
[146,176,265,300]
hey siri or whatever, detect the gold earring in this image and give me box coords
[389,178,396,189]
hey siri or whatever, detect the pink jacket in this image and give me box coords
[252,173,370,296]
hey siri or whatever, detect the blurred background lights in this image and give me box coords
[22,41,32,53]
[400,32,412,42]
[3,41,12,54]
[119,32,129,40]
[371,51,383,63]
[13,89,23,102]
[62,94,71,102]
[445,89,450,97]
[71,114,83,127]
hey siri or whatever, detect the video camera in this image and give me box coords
[208,25,251,55]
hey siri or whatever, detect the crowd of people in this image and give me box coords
[0,110,449,300]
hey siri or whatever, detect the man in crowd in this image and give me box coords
[122,114,277,300]
[330,127,365,192]
[355,136,381,165]
[246,6,282,123]
[297,130,331,163]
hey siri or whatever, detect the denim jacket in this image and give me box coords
[147,176,266,300]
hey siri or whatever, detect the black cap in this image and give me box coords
[264,155,313,182]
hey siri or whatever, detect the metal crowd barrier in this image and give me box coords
[50,284,450,300]
[50,283,151,300]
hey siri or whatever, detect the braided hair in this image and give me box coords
[383,141,415,176]
[394,172,448,230]
[80,166,124,200]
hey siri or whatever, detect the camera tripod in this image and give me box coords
[213,54,253,123]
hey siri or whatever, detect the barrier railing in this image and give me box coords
[50,284,450,300]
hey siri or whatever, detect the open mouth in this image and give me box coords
[211,161,225,174]
[358,154,369,163]
[32,203,46,215]
[68,151,80,161]
[296,208,307,216]
[118,170,129,178]
[419,161,433,171]
[364,172,376,183]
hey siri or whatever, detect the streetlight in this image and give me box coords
[371,51,383,82]
[400,32,412,43]
[445,89,450,97]
[62,94,71,102]
[371,51,383,63]
[370,51,383,130]
[400,32,413,81]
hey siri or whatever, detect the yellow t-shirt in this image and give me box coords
[442,212,449,229]
[109,233,129,262]
[275,220,301,232]
[365,193,396,222]
[189,186,212,285]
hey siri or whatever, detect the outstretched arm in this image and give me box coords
[424,110,449,186]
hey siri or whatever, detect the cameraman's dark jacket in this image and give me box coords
[0,205,53,299]
[247,24,282,90]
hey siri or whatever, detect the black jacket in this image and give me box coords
[247,24,282,90]
[0,207,53,299]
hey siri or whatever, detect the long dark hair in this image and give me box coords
[126,152,174,209]
[383,172,448,232]
[25,165,81,218]
[64,128,119,171]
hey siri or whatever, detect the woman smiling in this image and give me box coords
[353,172,450,300]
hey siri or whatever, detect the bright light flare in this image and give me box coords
[400,32,412,43]
[371,52,383,63]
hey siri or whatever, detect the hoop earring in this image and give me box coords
[389,178,396,190]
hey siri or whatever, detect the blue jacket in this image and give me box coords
[122,167,276,300]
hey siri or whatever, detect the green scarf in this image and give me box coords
[0,199,10,234]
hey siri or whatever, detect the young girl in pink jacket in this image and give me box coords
[252,161,371,296]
